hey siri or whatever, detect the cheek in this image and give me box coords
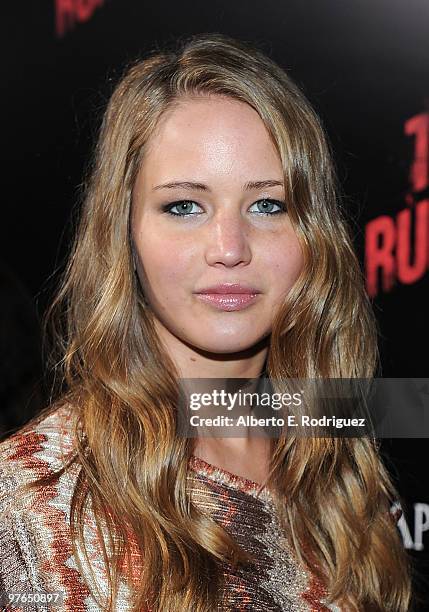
[264,233,304,289]
[136,231,199,291]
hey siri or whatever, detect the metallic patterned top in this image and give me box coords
[0,404,394,611]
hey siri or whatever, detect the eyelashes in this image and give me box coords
[161,198,287,218]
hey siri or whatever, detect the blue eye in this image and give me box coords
[249,199,286,215]
[162,198,287,217]
[164,200,203,216]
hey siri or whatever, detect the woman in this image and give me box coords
[0,33,413,611]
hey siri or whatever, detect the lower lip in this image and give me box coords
[195,293,260,311]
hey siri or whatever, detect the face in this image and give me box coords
[131,95,304,356]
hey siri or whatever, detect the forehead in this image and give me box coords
[137,95,283,187]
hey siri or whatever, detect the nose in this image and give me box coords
[204,210,252,267]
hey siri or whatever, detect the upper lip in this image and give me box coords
[195,283,261,294]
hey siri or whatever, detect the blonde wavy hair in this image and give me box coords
[27,33,413,610]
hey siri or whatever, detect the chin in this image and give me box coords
[186,333,267,355]
[154,317,269,355]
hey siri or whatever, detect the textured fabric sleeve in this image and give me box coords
[0,413,135,611]
[0,449,39,611]
[0,518,39,612]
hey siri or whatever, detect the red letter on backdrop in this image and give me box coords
[56,0,104,36]
[365,216,396,297]
[56,0,75,37]
[75,0,103,23]
[405,113,429,193]
[397,199,429,284]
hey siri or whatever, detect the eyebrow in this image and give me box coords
[152,179,284,192]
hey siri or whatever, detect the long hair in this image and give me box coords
[26,33,412,610]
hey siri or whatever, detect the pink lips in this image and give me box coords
[194,283,261,311]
